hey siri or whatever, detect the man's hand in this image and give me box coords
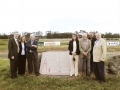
[11,56,14,59]
[83,52,88,56]
[72,51,76,55]
[32,45,37,48]
[73,53,76,56]
[100,59,103,61]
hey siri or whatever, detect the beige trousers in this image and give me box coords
[69,55,79,76]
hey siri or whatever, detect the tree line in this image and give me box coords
[0,30,120,39]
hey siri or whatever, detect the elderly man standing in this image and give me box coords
[79,33,91,76]
[26,34,39,76]
[8,32,19,79]
[93,33,106,83]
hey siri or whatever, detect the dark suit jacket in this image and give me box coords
[8,38,19,59]
[19,41,26,56]
[89,37,96,55]
[68,40,80,55]
[26,40,38,60]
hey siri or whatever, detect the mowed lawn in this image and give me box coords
[0,39,120,90]
[0,59,120,90]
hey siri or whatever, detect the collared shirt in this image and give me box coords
[30,40,34,52]
[83,39,88,51]
[95,38,101,46]
[14,38,18,44]
[73,41,77,53]
[14,37,19,53]
[31,40,34,45]
[21,43,25,55]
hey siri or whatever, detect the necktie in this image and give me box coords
[31,40,34,45]
[84,40,88,51]
[16,39,20,53]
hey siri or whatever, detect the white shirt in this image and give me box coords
[14,38,18,45]
[83,40,88,51]
[30,40,34,52]
[21,43,25,55]
[14,37,19,53]
[73,41,77,53]
[95,38,101,46]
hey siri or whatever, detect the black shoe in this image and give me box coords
[35,73,40,76]
[11,76,17,79]
[99,80,106,84]
[92,78,98,81]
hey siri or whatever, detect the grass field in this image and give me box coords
[0,59,120,90]
[0,39,120,90]
[1,39,120,53]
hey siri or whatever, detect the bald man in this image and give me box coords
[79,33,91,76]
[26,34,39,76]
[93,33,106,83]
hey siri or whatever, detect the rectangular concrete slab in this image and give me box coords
[40,51,70,75]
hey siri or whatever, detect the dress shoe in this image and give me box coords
[99,81,106,84]
[35,73,40,76]
[75,74,78,77]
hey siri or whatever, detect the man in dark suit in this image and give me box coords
[8,32,19,79]
[88,32,96,74]
[26,34,39,76]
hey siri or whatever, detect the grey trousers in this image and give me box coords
[80,57,90,74]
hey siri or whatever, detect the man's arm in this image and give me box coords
[26,41,32,49]
[33,40,38,48]
[30,40,38,49]
[8,39,14,59]
[100,40,107,61]
[68,41,71,51]
[26,41,38,50]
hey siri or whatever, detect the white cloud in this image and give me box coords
[0,0,120,34]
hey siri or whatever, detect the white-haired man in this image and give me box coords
[93,33,106,83]
[79,33,91,76]
[26,34,39,76]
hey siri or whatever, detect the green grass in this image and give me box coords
[0,59,120,90]
[1,39,120,52]
[0,39,120,90]
[0,39,8,52]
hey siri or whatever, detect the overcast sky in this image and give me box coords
[0,0,120,34]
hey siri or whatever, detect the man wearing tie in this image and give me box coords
[26,34,39,76]
[93,33,107,83]
[8,32,19,79]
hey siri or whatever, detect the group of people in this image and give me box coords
[8,31,106,83]
[8,32,40,79]
[68,32,106,83]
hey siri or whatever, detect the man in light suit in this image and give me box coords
[93,33,106,83]
[79,33,91,76]
[26,34,39,76]
[8,32,19,79]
